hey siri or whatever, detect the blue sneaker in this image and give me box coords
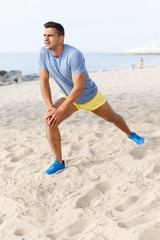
[44,158,65,175]
[128,132,144,145]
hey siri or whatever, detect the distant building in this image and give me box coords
[123,39,160,55]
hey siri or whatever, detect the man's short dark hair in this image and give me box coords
[44,21,65,36]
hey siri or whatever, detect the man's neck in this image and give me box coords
[51,44,64,58]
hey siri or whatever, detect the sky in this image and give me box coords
[0,0,160,53]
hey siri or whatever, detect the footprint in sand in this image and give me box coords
[95,181,110,194]
[11,154,26,162]
[0,217,3,224]
[94,132,103,138]
[76,188,101,208]
[139,223,160,240]
[141,198,160,213]
[46,234,56,240]
[118,214,158,228]
[67,217,88,237]
[5,144,17,152]
[82,160,105,168]
[115,196,139,212]
[78,135,83,141]
[4,166,15,171]
[46,216,88,238]
[6,145,33,162]
[68,142,88,156]
[146,165,160,179]
[149,137,159,148]
[79,232,108,240]
[117,196,160,229]
[129,148,147,160]
[6,153,14,158]
[71,142,87,151]
[14,229,24,237]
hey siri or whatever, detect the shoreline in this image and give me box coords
[1,51,160,81]
[1,64,160,87]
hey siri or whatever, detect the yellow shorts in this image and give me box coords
[59,90,106,111]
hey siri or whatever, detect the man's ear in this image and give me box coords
[59,35,64,43]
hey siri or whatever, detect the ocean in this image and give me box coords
[0,52,160,75]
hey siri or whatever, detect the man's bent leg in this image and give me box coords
[46,125,62,160]
[92,101,132,137]
[46,98,78,161]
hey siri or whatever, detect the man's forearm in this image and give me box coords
[40,80,54,109]
[58,87,83,113]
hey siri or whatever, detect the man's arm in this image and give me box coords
[39,69,54,109]
[48,72,85,126]
[58,72,85,112]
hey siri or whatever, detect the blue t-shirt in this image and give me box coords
[38,44,98,104]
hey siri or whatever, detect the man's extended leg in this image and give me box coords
[92,100,144,145]
[92,100,132,136]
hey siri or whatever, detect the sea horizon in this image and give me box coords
[0,52,160,76]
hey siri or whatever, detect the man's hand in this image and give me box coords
[44,107,63,126]
[44,108,53,125]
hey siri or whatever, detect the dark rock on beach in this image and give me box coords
[0,70,22,85]
[0,70,7,76]
[0,70,39,86]
[21,73,39,82]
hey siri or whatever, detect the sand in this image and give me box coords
[0,65,160,240]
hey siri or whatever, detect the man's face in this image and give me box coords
[43,28,64,50]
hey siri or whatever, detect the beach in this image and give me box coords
[0,65,160,240]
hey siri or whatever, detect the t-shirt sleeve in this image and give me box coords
[69,50,86,75]
[38,49,48,70]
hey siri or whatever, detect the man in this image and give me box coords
[39,21,144,175]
